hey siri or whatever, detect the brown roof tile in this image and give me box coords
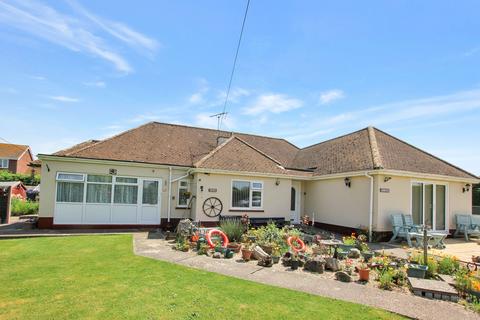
[0,143,30,159]
[58,122,298,167]
[46,122,477,180]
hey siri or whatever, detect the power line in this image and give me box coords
[218,0,251,130]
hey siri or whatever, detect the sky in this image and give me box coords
[0,0,479,175]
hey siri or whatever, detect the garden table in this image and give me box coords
[408,231,448,249]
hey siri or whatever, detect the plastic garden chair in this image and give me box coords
[454,214,480,241]
[402,214,422,233]
[389,213,414,247]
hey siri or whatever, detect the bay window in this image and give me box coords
[231,180,263,209]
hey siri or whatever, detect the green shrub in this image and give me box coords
[409,252,438,278]
[219,219,244,242]
[378,269,395,290]
[10,198,39,216]
[438,256,460,275]
[0,170,40,185]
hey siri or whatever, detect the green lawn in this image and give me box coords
[0,235,404,319]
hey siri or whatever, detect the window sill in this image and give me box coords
[229,209,264,212]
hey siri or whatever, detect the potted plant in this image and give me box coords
[175,238,190,252]
[290,253,300,270]
[357,262,370,281]
[407,263,428,278]
[241,244,254,261]
[220,219,244,253]
[271,244,282,264]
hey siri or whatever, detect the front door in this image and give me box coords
[139,179,161,224]
[290,182,300,224]
[411,182,447,231]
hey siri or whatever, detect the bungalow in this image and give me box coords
[37,122,479,240]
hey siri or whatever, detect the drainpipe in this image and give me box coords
[167,167,172,223]
[365,172,374,242]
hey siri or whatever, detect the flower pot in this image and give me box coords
[241,249,253,261]
[337,251,348,260]
[407,264,428,278]
[358,268,370,281]
[291,260,300,270]
[227,242,242,253]
[224,249,234,259]
[272,255,280,264]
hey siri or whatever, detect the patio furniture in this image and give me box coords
[410,231,448,249]
[454,214,480,241]
[389,213,414,247]
[402,214,422,233]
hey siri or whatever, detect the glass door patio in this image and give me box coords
[411,182,447,231]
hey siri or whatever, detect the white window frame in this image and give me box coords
[409,180,449,231]
[0,159,9,168]
[113,176,139,205]
[55,172,86,204]
[231,180,264,210]
[177,179,190,208]
[86,174,113,204]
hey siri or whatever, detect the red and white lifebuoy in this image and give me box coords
[287,236,306,252]
[206,229,229,248]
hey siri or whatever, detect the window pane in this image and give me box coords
[87,184,112,203]
[232,181,250,207]
[56,182,84,202]
[116,177,137,184]
[474,184,480,215]
[179,188,189,206]
[114,185,138,204]
[87,175,112,183]
[180,181,188,187]
[252,190,262,207]
[424,184,433,228]
[0,159,8,168]
[435,185,446,230]
[57,173,84,181]
[252,182,263,189]
[142,181,158,205]
[412,183,423,225]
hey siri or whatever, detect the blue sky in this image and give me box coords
[0,0,479,175]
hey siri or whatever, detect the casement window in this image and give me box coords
[142,180,159,205]
[114,177,138,204]
[86,175,112,204]
[0,159,9,168]
[231,180,263,209]
[177,180,190,207]
[56,172,85,203]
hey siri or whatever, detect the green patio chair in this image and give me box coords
[454,214,480,241]
[402,214,422,233]
[389,213,413,247]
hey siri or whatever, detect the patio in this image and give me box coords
[372,238,480,264]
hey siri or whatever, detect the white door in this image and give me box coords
[139,179,161,224]
[290,182,300,224]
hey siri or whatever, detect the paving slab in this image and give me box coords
[134,233,479,320]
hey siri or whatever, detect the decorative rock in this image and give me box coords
[212,252,222,259]
[252,245,270,261]
[348,248,361,259]
[304,256,326,273]
[325,257,340,271]
[335,271,353,282]
[258,256,273,267]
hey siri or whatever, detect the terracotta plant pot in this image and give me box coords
[227,242,242,253]
[358,268,370,281]
[241,249,253,261]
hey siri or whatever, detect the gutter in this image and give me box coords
[365,172,374,242]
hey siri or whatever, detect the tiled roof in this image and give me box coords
[55,122,298,167]
[45,122,477,180]
[195,136,311,176]
[0,143,29,159]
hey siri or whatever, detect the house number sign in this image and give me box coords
[208,188,217,193]
[380,188,390,193]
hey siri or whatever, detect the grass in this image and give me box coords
[0,235,405,319]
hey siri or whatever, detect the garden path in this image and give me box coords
[133,232,478,320]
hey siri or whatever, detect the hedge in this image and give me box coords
[0,170,40,186]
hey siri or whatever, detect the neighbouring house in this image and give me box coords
[37,122,479,239]
[0,143,35,174]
